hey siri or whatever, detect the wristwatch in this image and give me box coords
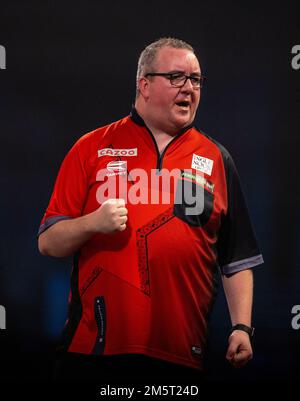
[231,324,255,337]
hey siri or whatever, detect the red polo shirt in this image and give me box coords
[39,108,263,370]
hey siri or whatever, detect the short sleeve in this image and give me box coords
[217,148,264,275]
[38,140,88,236]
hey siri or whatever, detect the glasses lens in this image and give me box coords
[170,74,186,87]
[190,77,201,88]
[199,77,205,88]
[170,74,203,88]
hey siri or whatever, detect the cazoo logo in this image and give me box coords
[98,148,137,158]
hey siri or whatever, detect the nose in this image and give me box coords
[181,77,194,92]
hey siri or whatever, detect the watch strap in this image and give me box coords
[231,324,255,337]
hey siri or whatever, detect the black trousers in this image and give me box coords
[53,352,204,384]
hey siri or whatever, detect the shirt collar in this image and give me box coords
[130,105,146,126]
[130,105,193,134]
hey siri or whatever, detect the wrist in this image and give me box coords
[81,213,98,235]
[230,323,255,337]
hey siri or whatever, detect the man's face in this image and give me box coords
[144,46,201,134]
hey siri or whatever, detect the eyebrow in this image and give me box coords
[167,70,202,76]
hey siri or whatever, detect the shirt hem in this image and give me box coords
[68,345,203,371]
[38,215,72,236]
[221,254,264,275]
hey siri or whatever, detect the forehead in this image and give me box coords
[154,46,201,72]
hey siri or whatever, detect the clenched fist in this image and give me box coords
[88,198,128,234]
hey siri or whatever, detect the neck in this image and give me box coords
[134,103,177,153]
[152,131,174,154]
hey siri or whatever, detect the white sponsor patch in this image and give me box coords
[98,148,137,157]
[191,154,214,176]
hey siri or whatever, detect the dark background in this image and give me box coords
[0,0,299,386]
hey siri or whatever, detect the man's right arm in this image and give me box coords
[38,199,128,258]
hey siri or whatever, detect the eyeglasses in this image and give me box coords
[144,72,206,88]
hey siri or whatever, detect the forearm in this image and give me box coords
[38,214,95,258]
[38,199,128,258]
[221,269,253,326]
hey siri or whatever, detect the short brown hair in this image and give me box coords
[136,37,195,98]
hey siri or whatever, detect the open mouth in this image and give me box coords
[176,101,190,108]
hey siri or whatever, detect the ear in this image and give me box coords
[138,76,150,99]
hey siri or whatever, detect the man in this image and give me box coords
[38,37,263,382]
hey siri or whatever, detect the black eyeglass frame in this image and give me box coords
[144,72,206,88]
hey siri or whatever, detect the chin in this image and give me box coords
[174,117,192,129]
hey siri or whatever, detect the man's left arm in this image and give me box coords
[221,268,253,368]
